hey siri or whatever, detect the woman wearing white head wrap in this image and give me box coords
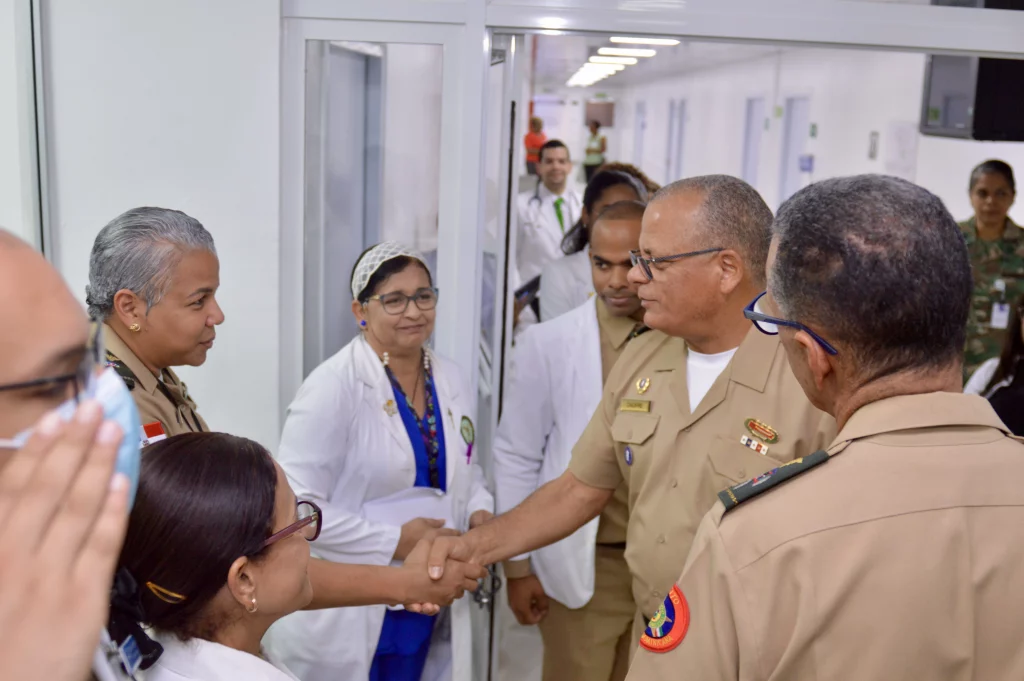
[267,242,495,681]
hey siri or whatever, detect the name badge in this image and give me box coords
[620,399,651,413]
[991,302,1011,330]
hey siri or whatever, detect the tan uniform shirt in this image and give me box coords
[569,326,835,618]
[627,392,1024,681]
[103,324,209,437]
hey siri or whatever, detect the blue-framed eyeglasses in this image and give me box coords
[743,292,838,356]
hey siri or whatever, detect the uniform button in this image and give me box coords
[657,535,666,544]
[738,468,746,478]
[671,479,678,488]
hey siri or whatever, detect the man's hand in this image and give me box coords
[507,574,549,625]
[395,517,460,561]
[469,509,494,529]
[0,403,130,681]
[426,532,482,581]
[401,539,487,615]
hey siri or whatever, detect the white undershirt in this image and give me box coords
[687,347,738,412]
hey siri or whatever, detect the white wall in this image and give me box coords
[604,47,1024,221]
[41,0,282,448]
[0,0,37,246]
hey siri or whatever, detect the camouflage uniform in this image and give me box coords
[960,216,1024,381]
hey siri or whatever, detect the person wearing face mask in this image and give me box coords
[495,201,648,681]
[86,209,485,617]
[959,160,1021,380]
[0,229,143,681]
[625,175,1024,680]
[422,176,835,652]
[266,242,495,681]
[110,432,320,681]
[539,169,652,322]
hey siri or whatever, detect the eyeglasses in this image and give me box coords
[0,321,104,401]
[629,247,725,282]
[364,287,439,316]
[260,500,322,550]
[744,292,838,356]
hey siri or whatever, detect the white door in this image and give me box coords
[779,96,811,204]
[742,97,766,187]
[634,100,647,167]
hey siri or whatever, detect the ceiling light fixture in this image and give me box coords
[589,56,638,65]
[598,47,657,58]
[610,37,681,46]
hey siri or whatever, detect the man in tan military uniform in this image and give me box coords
[103,324,208,438]
[423,176,835,650]
[626,175,1024,680]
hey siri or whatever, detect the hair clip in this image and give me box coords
[146,581,187,604]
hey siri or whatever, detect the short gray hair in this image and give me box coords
[86,207,216,319]
[651,175,773,287]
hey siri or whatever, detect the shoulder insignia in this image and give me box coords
[718,450,829,513]
[640,585,690,653]
[105,351,136,391]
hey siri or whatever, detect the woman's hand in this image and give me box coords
[395,517,459,561]
[469,510,494,530]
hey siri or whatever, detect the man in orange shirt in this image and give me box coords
[524,117,547,176]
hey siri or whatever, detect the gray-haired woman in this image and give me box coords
[86,206,224,438]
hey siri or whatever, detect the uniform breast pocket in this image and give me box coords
[707,434,795,486]
[610,413,659,475]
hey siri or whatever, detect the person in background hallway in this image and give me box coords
[959,160,1021,379]
[267,242,494,681]
[524,117,547,176]
[626,174,1024,680]
[516,140,583,286]
[87,210,485,621]
[112,433,318,681]
[541,169,651,321]
[584,121,608,182]
[965,292,1024,434]
[0,229,132,681]
[424,176,835,652]
[496,201,648,681]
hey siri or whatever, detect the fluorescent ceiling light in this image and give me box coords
[538,17,568,30]
[610,36,681,46]
[589,56,638,65]
[598,47,657,58]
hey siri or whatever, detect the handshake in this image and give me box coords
[395,511,494,615]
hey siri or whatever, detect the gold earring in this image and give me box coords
[247,597,258,614]
[129,323,141,333]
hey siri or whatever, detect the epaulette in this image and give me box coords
[718,450,829,513]
[105,350,137,391]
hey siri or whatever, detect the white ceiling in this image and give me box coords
[533,34,783,92]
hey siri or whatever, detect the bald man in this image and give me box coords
[425,176,835,650]
[0,229,132,681]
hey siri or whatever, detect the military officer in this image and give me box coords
[424,176,835,649]
[959,160,1021,379]
[86,207,220,439]
[626,175,1024,680]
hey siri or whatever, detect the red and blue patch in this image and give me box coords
[640,585,690,653]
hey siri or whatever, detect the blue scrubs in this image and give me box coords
[370,369,447,681]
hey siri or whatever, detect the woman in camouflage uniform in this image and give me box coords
[960,160,1020,380]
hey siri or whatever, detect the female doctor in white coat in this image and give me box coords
[267,242,494,681]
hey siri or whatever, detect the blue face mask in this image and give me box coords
[0,367,142,509]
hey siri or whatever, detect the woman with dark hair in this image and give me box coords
[267,242,494,681]
[110,432,319,680]
[540,169,651,321]
[964,293,1024,434]
[959,160,1022,379]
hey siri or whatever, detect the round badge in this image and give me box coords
[460,416,475,445]
[624,446,634,466]
[640,585,690,653]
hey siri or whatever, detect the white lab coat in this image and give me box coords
[539,249,593,322]
[147,633,299,681]
[493,297,602,608]
[265,334,493,681]
[515,184,583,285]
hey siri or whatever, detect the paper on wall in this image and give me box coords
[885,121,919,182]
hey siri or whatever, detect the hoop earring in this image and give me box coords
[248,597,258,614]
[129,323,141,333]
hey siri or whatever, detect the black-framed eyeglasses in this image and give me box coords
[0,321,104,400]
[629,247,725,282]
[744,292,838,356]
[364,287,439,316]
[260,500,322,550]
